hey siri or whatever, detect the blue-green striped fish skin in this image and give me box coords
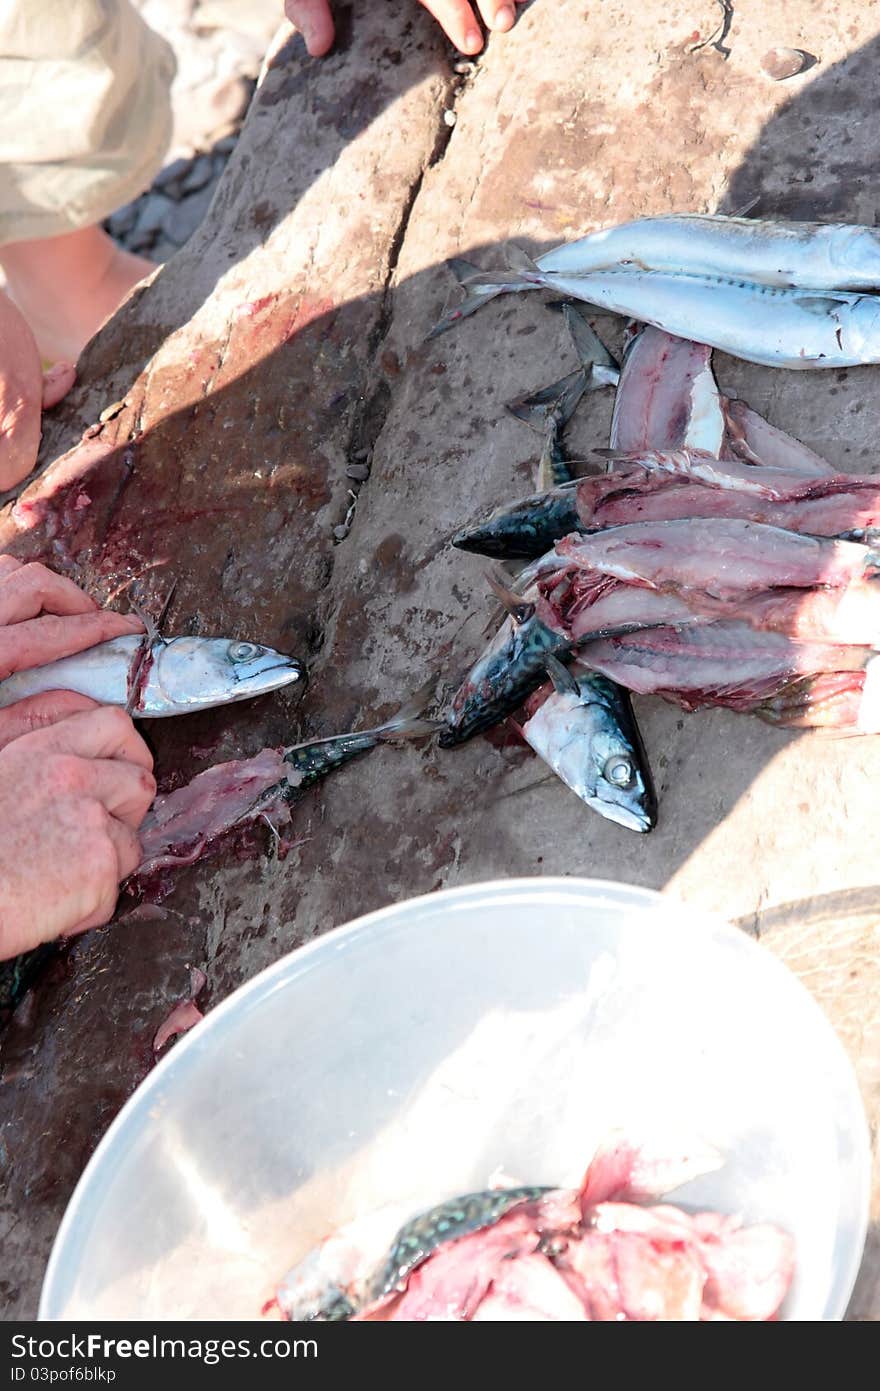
[366,1186,552,1303]
[452,485,582,559]
[281,730,381,794]
[439,614,573,747]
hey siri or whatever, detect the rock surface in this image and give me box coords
[1,0,879,1319]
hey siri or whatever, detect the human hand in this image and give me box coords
[283,0,528,58]
[0,289,75,491]
[0,705,156,958]
[0,555,144,751]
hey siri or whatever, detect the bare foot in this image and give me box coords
[0,227,155,364]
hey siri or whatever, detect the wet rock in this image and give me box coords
[130,192,175,249]
[346,463,370,481]
[154,156,192,194]
[151,237,180,265]
[162,183,215,246]
[181,154,214,194]
[106,201,139,238]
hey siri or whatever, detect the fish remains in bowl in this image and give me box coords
[272,1135,794,1322]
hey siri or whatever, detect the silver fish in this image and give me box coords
[539,215,880,288]
[0,635,304,717]
[431,263,880,370]
[522,656,657,833]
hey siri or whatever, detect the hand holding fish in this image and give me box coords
[283,0,526,57]
[0,289,75,491]
[0,556,143,750]
[0,706,155,959]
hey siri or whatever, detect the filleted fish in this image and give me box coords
[273,1133,794,1322]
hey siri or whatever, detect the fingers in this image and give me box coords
[41,362,76,410]
[105,817,144,882]
[60,819,142,938]
[26,705,154,773]
[0,608,143,681]
[476,0,518,31]
[0,560,99,624]
[284,0,335,56]
[0,555,22,579]
[75,757,156,830]
[421,0,484,53]
[0,690,99,751]
[420,0,525,53]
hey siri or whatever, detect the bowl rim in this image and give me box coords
[39,875,871,1321]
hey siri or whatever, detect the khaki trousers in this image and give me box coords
[0,0,175,244]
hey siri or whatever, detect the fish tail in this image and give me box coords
[426,266,541,340]
[503,241,541,272]
[506,369,586,431]
[371,677,442,742]
[447,256,485,285]
[561,302,619,378]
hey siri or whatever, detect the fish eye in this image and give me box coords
[228,641,260,662]
[603,755,634,788]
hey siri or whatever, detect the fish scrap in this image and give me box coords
[273,1134,794,1322]
[133,683,438,885]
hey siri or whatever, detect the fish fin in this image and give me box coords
[506,369,586,429]
[793,294,853,315]
[373,677,442,741]
[447,256,485,285]
[485,569,537,627]
[580,1131,723,1206]
[591,447,646,471]
[544,653,579,696]
[425,271,533,340]
[129,578,177,647]
[504,241,540,272]
[562,303,619,373]
[726,194,760,218]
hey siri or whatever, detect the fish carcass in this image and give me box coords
[133,685,438,882]
[274,1134,794,1322]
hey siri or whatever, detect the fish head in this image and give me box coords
[149,637,305,713]
[580,709,656,833]
[452,486,581,560]
[523,674,656,833]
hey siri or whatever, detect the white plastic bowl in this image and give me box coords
[40,878,869,1321]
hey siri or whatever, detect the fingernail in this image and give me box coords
[463,28,483,53]
[492,5,515,29]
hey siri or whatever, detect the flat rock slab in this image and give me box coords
[1,0,878,1317]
